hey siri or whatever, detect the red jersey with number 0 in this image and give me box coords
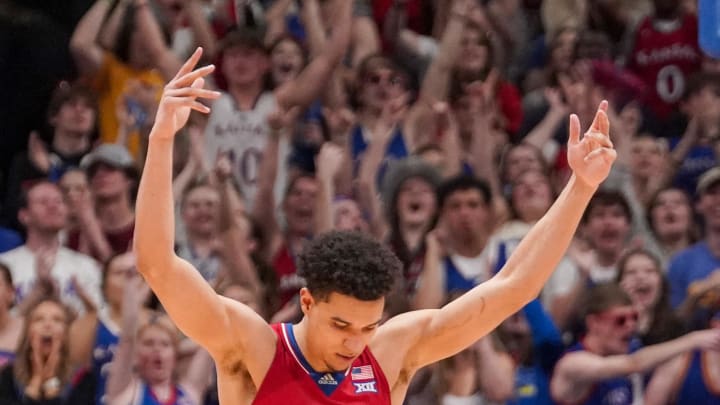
[252,324,391,404]
[627,14,701,119]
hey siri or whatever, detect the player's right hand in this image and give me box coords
[154,47,221,138]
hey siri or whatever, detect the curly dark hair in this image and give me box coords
[297,231,401,301]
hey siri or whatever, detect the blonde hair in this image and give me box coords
[136,312,181,349]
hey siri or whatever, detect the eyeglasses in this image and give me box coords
[597,310,638,327]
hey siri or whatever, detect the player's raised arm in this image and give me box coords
[134,48,273,360]
[398,101,617,368]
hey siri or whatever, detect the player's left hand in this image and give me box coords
[154,47,221,138]
[567,100,616,188]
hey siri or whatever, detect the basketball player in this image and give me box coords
[134,48,617,404]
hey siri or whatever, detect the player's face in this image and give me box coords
[137,325,176,384]
[303,291,384,372]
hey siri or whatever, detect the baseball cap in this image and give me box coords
[80,144,138,178]
[697,166,720,195]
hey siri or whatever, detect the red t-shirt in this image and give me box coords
[374,0,432,50]
[66,222,135,261]
[627,14,701,119]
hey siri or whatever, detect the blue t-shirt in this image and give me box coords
[442,256,481,295]
[667,241,720,308]
[92,316,120,404]
[495,242,562,405]
[555,343,634,405]
[0,227,22,254]
[350,124,409,186]
[670,139,716,196]
[676,350,720,404]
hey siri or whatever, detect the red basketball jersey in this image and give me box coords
[627,14,701,119]
[252,324,392,404]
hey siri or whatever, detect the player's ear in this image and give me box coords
[299,287,314,313]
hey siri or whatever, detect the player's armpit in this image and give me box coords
[369,309,436,387]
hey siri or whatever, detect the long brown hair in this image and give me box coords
[615,249,685,344]
[13,298,73,387]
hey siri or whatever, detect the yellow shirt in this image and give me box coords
[93,52,164,157]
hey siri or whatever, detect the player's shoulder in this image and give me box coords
[367,309,443,390]
[369,310,436,373]
[374,309,435,341]
[213,296,277,356]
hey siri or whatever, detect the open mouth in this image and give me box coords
[599,230,620,242]
[295,207,313,219]
[663,215,676,224]
[152,357,164,369]
[633,284,653,299]
[198,215,213,223]
[408,202,422,212]
[278,63,295,74]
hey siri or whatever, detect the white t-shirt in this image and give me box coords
[0,246,102,315]
[204,92,289,210]
[482,220,580,308]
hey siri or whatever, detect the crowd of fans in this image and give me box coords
[0,0,719,404]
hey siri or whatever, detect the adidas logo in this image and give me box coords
[319,373,338,385]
